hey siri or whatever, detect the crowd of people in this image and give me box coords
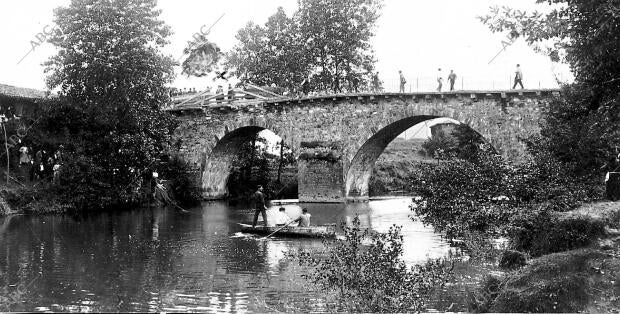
[17,144,64,184]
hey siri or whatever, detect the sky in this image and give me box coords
[0,0,573,93]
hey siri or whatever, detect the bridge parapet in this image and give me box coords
[168,89,560,114]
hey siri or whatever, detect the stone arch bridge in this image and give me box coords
[169,89,559,202]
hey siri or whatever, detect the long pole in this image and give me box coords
[277,141,284,183]
[261,219,297,239]
[2,123,8,185]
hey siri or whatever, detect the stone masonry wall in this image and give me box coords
[298,159,344,203]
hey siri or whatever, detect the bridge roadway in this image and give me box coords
[170,88,560,202]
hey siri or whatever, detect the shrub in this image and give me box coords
[461,231,503,261]
[507,210,606,257]
[410,153,515,238]
[467,275,502,313]
[411,146,603,244]
[296,217,453,312]
[491,249,600,313]
[498,250,527,270]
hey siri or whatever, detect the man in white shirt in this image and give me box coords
[272,207,291,226]
[513,64,524,89]
[19,146,30,165]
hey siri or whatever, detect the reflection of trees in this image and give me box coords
[0,209,192,311]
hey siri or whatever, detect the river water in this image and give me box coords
[0,198,469,312]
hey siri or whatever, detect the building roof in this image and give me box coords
[0,83,47,99]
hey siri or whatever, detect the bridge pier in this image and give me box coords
[297,141,345,203]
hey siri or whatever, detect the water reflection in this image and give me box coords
[0,198,453,312]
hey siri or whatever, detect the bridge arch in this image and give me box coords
[345,115,492,201]
[201,125,287,199]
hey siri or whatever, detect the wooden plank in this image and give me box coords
[245,83,282,97]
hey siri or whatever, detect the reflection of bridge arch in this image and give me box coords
[202,126,285,199]
[344,116,493,200]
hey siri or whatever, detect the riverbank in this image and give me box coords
[0,184,73,215]
[479,201,620,312]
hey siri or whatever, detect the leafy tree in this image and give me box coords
[226,0,383,94]
[43,0,178,209]
[297,0,382,93]
[479,1,620,174]
[227,7,309,92]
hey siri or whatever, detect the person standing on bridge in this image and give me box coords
[399,70,406,93]
[448,70,457,91]
[216,85,224,104]
[372,71,381,92]
[252,185,269,228]
[227,83,234,102]
[437,68,443,92]
[513,64,524,89]
[301,77,310,95]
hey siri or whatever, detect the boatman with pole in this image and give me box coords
[252,185,269,228]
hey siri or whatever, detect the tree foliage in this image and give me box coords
[411,150,601,240]
[422,124,487,162]
[297,217,452,312]
[479,0,620,174]
[43,0,178,209]
[227,7,308,92]
[227,0,383,94]
[227,135,296,199]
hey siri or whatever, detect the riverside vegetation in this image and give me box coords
[402,0,620,311]
[298,0,620,312]
[0,0,201,214]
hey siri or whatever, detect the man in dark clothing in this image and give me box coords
[448,70,457,91]
[252,185,269,228]
[216,85,224,104]
[372,72,381,92]
[301,76,310,95]
[227,84,234,102]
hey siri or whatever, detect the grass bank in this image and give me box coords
[0,185,73,215]
[473,201,620,313]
